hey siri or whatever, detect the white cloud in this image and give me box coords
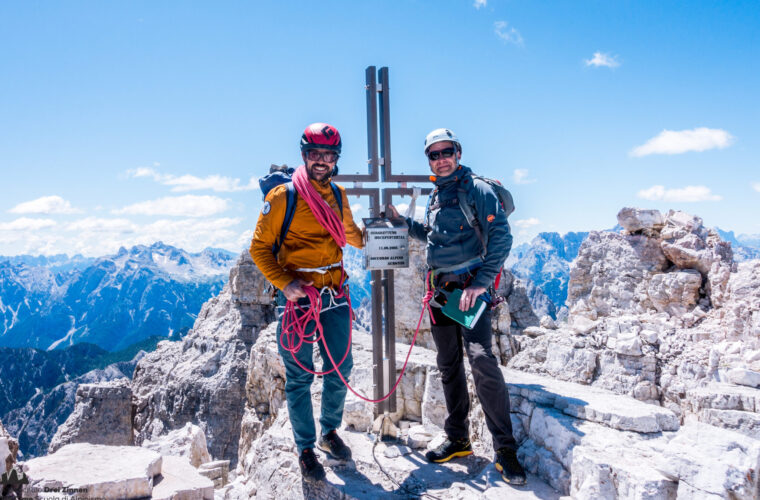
[0,217,57,231]
[113,195,230,217]
[585,51,620,68]
[237,229,254,251]
[9,195,81,215]
[494,21,523,46]
[513,169,536,185]
[637,185,722,202]
[513,217,541,229]
[474,0,487,9]
[66,217,138,233]
[752,182,760,193]
[0,213,247,256]
[630,127,734,157]
[128,167,258,192]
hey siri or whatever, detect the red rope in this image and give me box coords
[292,165,346,248]
[279,271,436,403]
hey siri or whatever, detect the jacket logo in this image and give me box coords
[261,201,271,215]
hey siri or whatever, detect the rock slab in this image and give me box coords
[22,443,161,499]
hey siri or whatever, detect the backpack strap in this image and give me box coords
[424,187,439,228]
[272,183,298,256]
[330,182,344,219]
[457,175,488,258]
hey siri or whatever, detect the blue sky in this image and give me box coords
[1,1,758,256]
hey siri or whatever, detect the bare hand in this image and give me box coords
[459,286,486,311]
[283,279,313,302]
[386,204,400,218]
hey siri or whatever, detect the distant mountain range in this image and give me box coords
[0,242,236,352]
[715,229,760,261]
[507,232,588,314]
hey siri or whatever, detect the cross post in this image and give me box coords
[336,66,432,416]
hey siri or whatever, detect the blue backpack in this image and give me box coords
[258,164,343,255]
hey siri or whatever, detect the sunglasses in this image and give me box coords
[306,150,340,162]
[427,147,457,161]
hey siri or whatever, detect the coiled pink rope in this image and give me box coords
[292,165,346,247]
[280,275,434,403]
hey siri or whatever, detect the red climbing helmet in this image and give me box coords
[300,123,342,153]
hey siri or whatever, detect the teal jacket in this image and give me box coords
[406,164,512,288]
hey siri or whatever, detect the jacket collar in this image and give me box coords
[431,164,472,189]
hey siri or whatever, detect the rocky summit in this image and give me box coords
[2,207,759,499]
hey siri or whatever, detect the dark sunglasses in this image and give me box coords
[427,147,457,161]
[306,150,339,162]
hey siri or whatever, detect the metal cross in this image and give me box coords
[335,66,432,415]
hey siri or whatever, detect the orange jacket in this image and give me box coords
[250,177,363,291]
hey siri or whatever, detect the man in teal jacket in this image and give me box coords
[389,128,526,486]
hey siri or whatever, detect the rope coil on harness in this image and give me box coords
[280,272,435,403]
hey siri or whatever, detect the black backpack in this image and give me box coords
[258,164,343,255]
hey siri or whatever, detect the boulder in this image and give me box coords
[617,207,665,235]
[48,378,133,454]
[141,422,212,468]
[647,270,702,317]
[568,231,669,318]
[655,423,760,499]
[23,443,162,499]
[727,368,760,388]
[151,455,214,500]
[659,210,733,308]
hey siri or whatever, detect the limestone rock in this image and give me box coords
[48,378,133,454]
[132,251,276,468]
[497,270,541,329]
[141,422,212,468]
[406,424,434,449]
[540,315,557,329]
[197,459,230,488]
[570,445,677,499]
[228,251,273,305]
[568,231,669,318]
[1,418,19,474]
[647,270,702,317]
[392,238,434,348]
[23,443,162,499]
[617,207,665,235]
[727,368,760,388]
[151,455,214,500]
[659,210,733,307]
[655,422,760,499]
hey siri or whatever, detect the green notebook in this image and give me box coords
[441,288,488,329]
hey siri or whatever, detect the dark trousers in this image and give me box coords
[430,305,517,451]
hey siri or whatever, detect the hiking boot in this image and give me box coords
[299,448,326,482]
[494,447,527,485]
[425,437,473,463]
[317,430,352,461]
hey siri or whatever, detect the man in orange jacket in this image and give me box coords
[250,123,363,482]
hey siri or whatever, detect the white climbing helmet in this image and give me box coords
[424,128,461,155]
